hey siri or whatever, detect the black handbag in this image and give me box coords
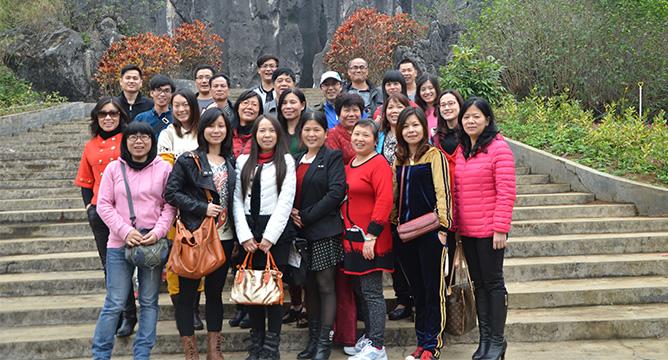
[120,163,172,269]
[283,237,309,287]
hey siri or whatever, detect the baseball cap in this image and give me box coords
[320,71,342,86]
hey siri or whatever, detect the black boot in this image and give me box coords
[245,328,265,360]
[193,291,204,330]
[116,289,137,337]
[230,304,247,327]
[312,324,333,360]
[472,288,490,360]
[297,319,320,359]
[239,312,252,329]
[481,291,508,360]
[260,332,280,360]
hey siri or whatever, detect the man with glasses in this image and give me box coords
[135,75,176,136]
[117,64,154,121]
[341,58,383,114]
[251,54,279,113]
[193,65,215,110]
[314,71,344,129]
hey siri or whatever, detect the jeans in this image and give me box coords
[91,248,161,360]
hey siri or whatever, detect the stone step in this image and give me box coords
[2,303,667,358]
[515,174,549,185]
[0,187,80,200]
[516,183,571,194]
[507,232,668,257]
[510,217,668,236]
[0,161,79,174]
[515,192,595,206]
[0,251,103,274]
[0,208,86,224]
[0,270,104,297]
[511,204,637,221]
[515,166,530,175]
[0,236,94,256]
[0,222,91,239]
[504,253,668,282]
[0,179,77,190]
[0,170,78,181]
[0,197,81,212]
[0,151,81,160]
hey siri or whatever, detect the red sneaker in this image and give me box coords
[405,347,423,360]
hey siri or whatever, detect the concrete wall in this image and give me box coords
[508,139,668,217]
[0,103,94,137]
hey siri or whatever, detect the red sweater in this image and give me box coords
[453,135,516,237]
[324,123,355,165]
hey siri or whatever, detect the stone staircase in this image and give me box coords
[1,115,667,359]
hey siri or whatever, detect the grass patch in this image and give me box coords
[497,92,668,187]
[0,65,67,116]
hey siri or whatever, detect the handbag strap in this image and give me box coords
[120,163,137,228]
[343,184,357,227]
[449,239,474,290]
[397,165,407,225]
[189,151,213,203]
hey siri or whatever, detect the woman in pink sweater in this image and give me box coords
[92,121,176,360]
[453,97,516,360]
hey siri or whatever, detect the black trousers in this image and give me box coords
[460,236,506,292]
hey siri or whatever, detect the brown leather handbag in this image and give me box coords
[230,252,284,306]
[444,241,477,336]
[167,153,226,279]
[396,163,441,242]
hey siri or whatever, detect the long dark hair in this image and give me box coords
[197,107,233,159]
[380,93,410,135]
[89,97,128,137]
[415,74,441,114]
[170,88,200,138]
[395,107,431,165]
[240,114,289,198]
[435,89,465,141]
[277,87,307,135]
[458,97,499,159]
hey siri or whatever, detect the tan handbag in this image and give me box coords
[166,153,226,279]
[444,241,477,336]
[396,163,441,242]
[230,251,284,306]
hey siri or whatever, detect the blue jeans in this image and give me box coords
[91,247,161,360]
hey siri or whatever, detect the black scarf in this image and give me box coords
[120,133,158,170]
[99,127,122,140]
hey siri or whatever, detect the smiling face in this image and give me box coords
[150,84,173,108]
[273,74,295,98]
[211,77,230,102]
[340,105,362,132]
[280,93,306,121]
[385,81,402,96]
[462,104,490,144]
[171,94,191,124]
[258,59,278,83]
[195,69,213,95]
[419,81,437,106]
[401,114,425,149]
[119,70,142,94]
[347,58,368,83]
[385,99,406,128]
[320,78,341,103]
[256,118,278,153]
[301,119,327,152]
[351,124,376,157]
[238,97,261,126]
[97,103,121,132]
[127,133,151,162]
[439,93,460,125]
[204,115,227,147]
[399,63,418,85]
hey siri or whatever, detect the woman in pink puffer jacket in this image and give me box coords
[453,97,516,360]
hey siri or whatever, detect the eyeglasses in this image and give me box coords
[97,110,120,119]
[153,88,172,95]
[196,75,211,81]
[260,64,277,70]
[439,101,457,108]
[321,82,341,88]
[127,134,151,142]
[349,65,367,71]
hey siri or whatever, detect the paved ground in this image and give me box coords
[64,338,668,359]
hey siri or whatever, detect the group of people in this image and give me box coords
[77,54,516,360]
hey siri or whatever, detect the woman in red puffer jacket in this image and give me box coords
[453,97,516,360]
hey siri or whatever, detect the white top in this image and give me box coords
[157,124,199,160]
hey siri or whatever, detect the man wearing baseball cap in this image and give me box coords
[314,71,343,129]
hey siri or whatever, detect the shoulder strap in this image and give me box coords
[397,164,407,225]
[189,151,213,202]
[120,163,136,228]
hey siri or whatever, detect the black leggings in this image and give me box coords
[460,236,506,292]
[176,240,234,336]
[304,266,337,326]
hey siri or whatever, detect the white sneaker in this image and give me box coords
[344,334,370,356]
[349,345,388,360]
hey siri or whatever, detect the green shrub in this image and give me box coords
[466,0,668,116]
[440,44,505,104]
[498,92,668,185]
[0,65,66,116]
[0,0,63,33]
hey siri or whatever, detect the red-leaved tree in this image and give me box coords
[172,20,224,78]
[324,8,426,85]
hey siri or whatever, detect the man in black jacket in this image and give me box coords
[117,65,154,121]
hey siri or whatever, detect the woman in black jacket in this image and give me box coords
[291,111,346,360]
[165,107,236,360]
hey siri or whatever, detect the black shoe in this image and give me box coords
[193,291,204,330]
[282,307,301,324]
[229,308,247,327]
[481,291,508,360]
[116,314,137,337]
[388,306,412,320]
[261,332,281,360]
[239,313,252,329]
[296,311,309,328]
[297,319,319,359]
[312,324,334,360]
[473,288,491,360]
